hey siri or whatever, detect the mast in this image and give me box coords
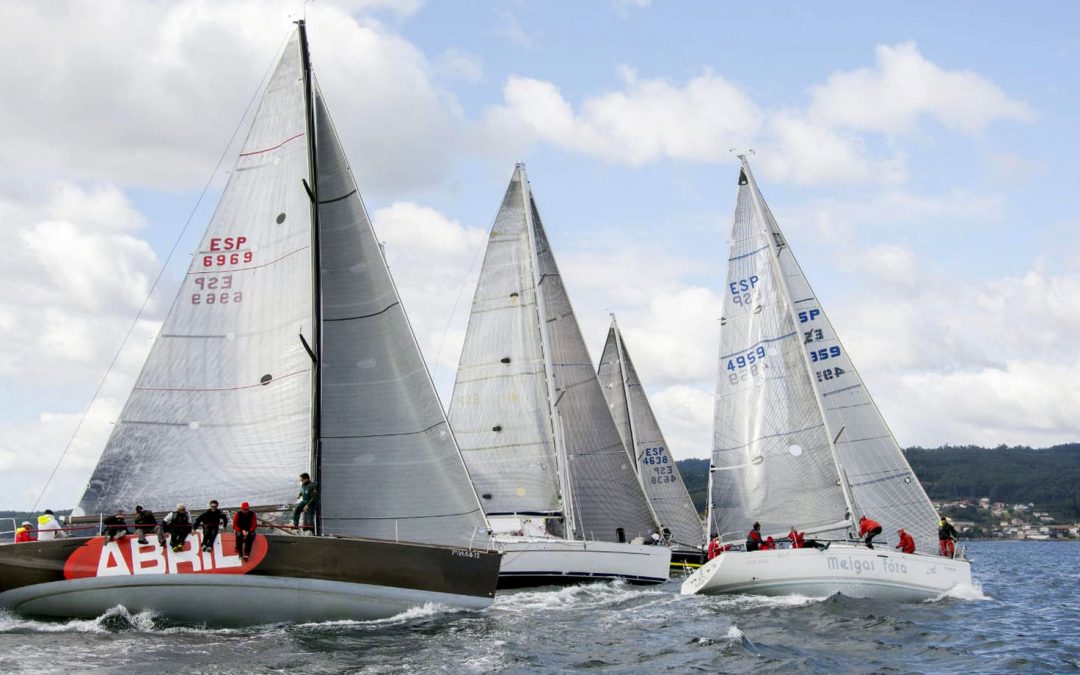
[298,20,322,492]
[610,314,663,530]
[520,164,577,540]
[739,156,858,528]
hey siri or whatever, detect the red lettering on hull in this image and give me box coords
[63,533,268,580]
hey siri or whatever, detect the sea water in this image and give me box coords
[0,541,1076,673]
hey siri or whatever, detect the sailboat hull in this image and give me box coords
[680,544,971,601]
[0,534,500,625]
[495,536,670,588]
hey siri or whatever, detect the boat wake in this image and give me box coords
[925,582,990,602]
[293,602,464,630]
[494,580,663,613]
[694,592,828,612]
[0,605,159,634]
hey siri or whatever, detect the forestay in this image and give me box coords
[79,33,313,515]
[313,83,488,548]
[598,318,703,550]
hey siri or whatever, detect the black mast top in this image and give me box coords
[297,20,323,496]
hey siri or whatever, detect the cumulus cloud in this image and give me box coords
[484,67,762,165]
[808,42,1034,135]
[371,202,487,373]
[0,1,464,194]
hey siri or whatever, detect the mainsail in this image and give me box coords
[449,165,659,542]
[708,158,940,553]
[79,26,488,549]
[598,316,703,551]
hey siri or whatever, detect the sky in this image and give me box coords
[1,0,1078,510]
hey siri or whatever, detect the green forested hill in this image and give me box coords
[676,444,1080,519]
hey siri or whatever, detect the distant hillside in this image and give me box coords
[676,444,1080,520]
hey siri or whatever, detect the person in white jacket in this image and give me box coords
[36,510,66,541]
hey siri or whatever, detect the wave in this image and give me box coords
[0,605,158,634]
[925,582,990,602]
[493,579,665,613]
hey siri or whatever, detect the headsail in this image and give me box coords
[312,82,488,548]
[79,32,314,514]
[598,316,703,551]
[450,165,660,542]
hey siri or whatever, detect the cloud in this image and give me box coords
[434,47,484,83]
[808,42,1034,135]
[0,184,162,385]
[371,202,487,372]
[484,67,762,165]
[649,385,714,459]
[0,1,465,194]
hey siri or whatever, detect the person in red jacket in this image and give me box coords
[232,501,258,562]
[707,535,722,560]
[14,521,34,543]
[787,527,805,549]
[895,528,916,555]
[746,522,763,552]
[759,536,776,551]
[858,515,882,549]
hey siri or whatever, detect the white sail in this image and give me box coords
[312,83,488,548]
[80,32,313,514]
[710,158,941,554]
[79,33,488,550]
[598,317,703,551]
[742,162,941,553]
[450,165,660,543]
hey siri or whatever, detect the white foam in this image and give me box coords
[0,605,158,634]
[925,582,990,602]
[494,579,662,613]
[724,624,745,640]
[294,602,459,629]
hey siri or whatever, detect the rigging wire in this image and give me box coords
[31,33,290,512]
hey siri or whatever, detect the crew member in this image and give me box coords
[746,522,763,552]
[760,536,776,551]
[895,528,916,555]
[14,521,34,542]
[939,516,959,558]
[858,515,882,549]
[292,472,319,533]
[707,534,723,560]
[133,505,159,545]
[233,501,257,562]
[194,500,229,552]
[101,510,130,542]
[787,527,805,549]
[163,504,192,552]
[36,510,65,541]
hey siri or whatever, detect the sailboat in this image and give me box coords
[597,314,704,566]
[0,22,500,624]
[681,157,971,600]
[448,165,671,587]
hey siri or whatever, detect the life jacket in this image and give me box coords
[707,539,722,560]
[896,531,916,554]
[788,530,804,548]
[15,526,33,543]
[746,529,762,550]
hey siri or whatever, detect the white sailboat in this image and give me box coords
[681,157,971,600]
[0,22,500,624]
[597,314,704,564]
[448,165,670,587]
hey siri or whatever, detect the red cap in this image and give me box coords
[241,502,250,508]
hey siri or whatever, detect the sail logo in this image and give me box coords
[63,534,267,579]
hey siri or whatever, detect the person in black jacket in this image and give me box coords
[163,504,191,552]
[194,500,229,552]
[100,510,130,542]
[133,505,159,545]
[232,501,257,561]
